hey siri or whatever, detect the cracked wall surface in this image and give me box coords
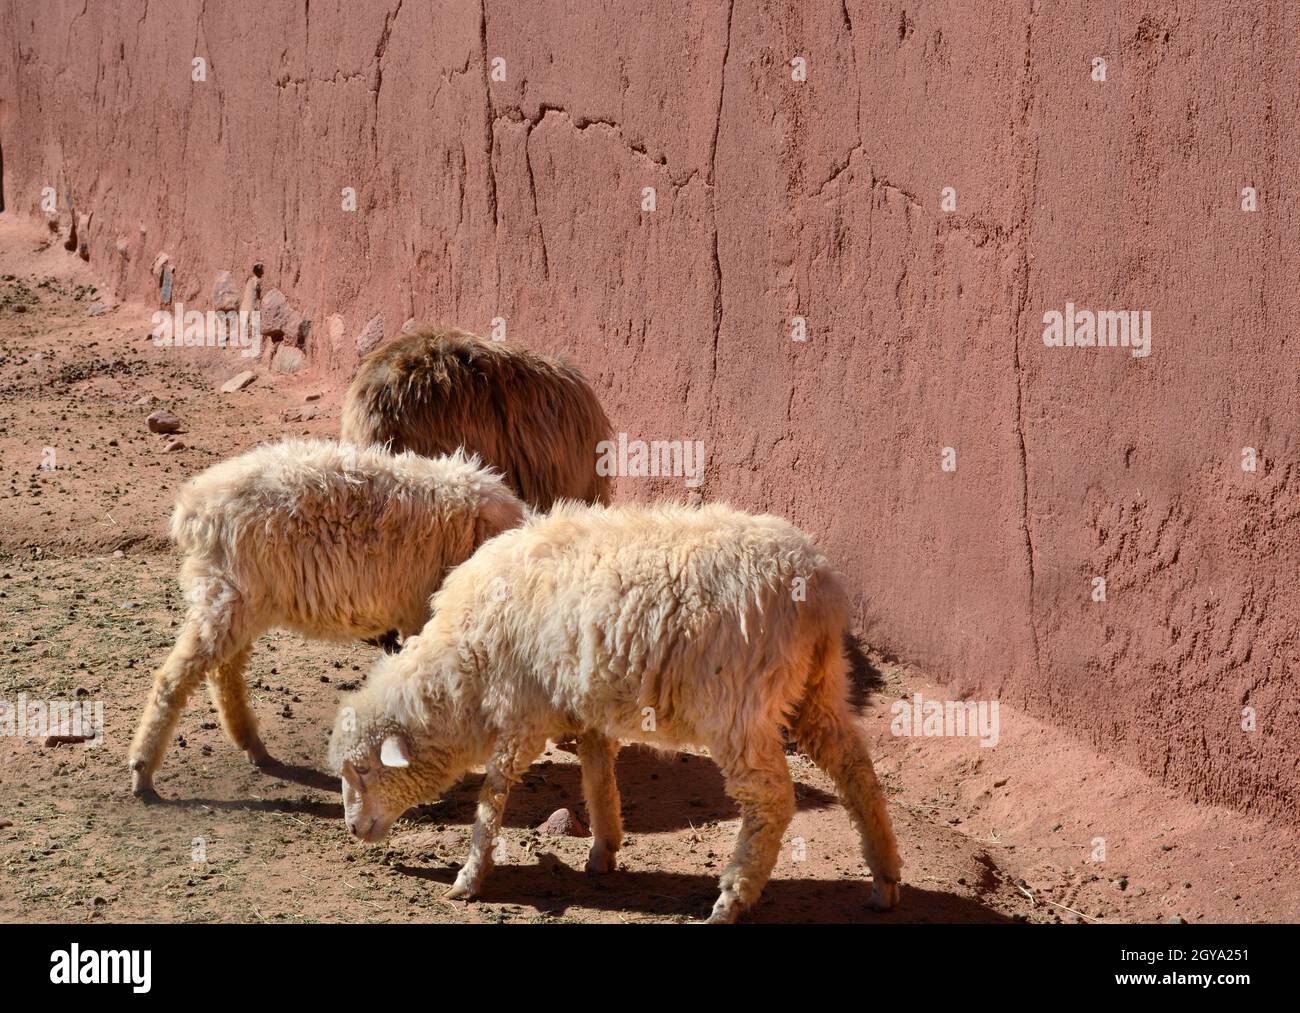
[2,0,1297,824]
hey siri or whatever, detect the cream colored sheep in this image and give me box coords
[128,438,526,800]
[329,502,902,923]
[340,326,613,510]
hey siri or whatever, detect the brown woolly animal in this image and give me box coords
[340,326,612,510]
[127,439,526,800]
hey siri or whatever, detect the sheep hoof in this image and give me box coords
[247,746,274,768]
[444,876,476,901]
[868,879,900,912]
[705,896,742,924]
[130,772,160,803]
[585,847,617,874]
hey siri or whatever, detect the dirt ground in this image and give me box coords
[1,217,1297,924]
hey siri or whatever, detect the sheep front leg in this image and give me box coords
[577,730,622,873]
[707,738,796,924]
[446,737,544,900]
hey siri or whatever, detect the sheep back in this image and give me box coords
[340,327,612,510]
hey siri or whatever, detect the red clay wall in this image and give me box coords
[2,1,1296,823]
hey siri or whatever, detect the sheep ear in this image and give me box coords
[380,734,411,768]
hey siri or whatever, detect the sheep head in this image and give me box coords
[328,665,460,844]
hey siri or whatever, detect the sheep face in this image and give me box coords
[337,733,420,843]
[331,707,459,843]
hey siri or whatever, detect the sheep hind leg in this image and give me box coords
[128,613,234,799]
[577,730,622,873]
[706,737,796,924]
[797,707,902,911]
[204,644,270,767]
[446,734,547,901]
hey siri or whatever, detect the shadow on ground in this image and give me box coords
[392,858,1016,924]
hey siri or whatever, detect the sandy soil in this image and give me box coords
[1,217,1296,924]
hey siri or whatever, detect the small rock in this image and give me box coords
[1167,914,1185,924]
[76,211,93,259]
[0,820,12,830]
[304,392,322,402]
[134,394,155,407]
[220,370,257,393]
[355,314,384,358]
[536,808,589,837]
[212,271,240,311]
[401,317,418,334]
[239,276,259,317]
[86,302,107,316]
[281,405,319,423]
[271,343,305,375]
[113,550,124,558]
[163,438,185,453]
[45,734,93,747]
[146,410,181,434]
[259,288,292,337]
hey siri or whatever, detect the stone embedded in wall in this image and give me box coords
[239,276,259,317]
[212,271,240,311]
[355,314,384,358]
[75,212,92,260]
[259,287,292,337]
[272,343,305,374]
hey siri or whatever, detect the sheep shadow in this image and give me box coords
[145,793,345,821]
[254,757,340,792]
[844,632,887,707]
[414,744,839,834]
[391,858,1016,924]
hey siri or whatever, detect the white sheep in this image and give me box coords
[128,438,526,800]
[329,502,902,923]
